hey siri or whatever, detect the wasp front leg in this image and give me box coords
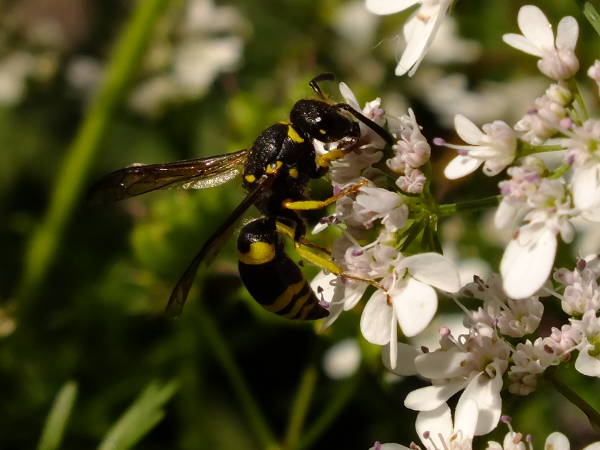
[282,179,368,211]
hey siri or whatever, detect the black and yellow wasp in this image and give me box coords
[91,74,393,320]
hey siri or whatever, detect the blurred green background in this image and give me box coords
[2,0,600,448]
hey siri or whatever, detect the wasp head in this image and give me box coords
[291,99,360,144]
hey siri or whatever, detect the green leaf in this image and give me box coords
[98,380,178,450]
[37,380,78,450]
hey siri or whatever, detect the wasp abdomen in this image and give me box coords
[237,219,328,320]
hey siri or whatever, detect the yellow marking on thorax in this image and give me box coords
[288,167,299,178]
[238,242,275,265]
[263,281,305,312]
[265,160,283,174]
[319,129,326,135]
[287,125,304,143]
[245,174,256,183]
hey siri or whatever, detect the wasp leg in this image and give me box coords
[275,221,332,256]
[315,149,348,169]
[291,239,387,293]
[282,179,368,211]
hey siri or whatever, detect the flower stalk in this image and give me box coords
[544,368,600,432]
[438,195,503,216]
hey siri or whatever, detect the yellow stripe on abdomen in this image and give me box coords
[238,242,276,265]
[263,281,305,313]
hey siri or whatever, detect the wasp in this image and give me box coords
[91,74,393,320]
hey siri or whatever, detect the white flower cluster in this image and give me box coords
[312,82,461,372]
[432,5,600,302]
[369,415,600,450]
[314,3,600,446]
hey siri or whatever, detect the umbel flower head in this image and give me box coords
[503,5,579,80]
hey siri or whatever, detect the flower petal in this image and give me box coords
[393,278,438,337]
[556,16,578,51]
[403,253,461,293]
[457,368,503,436]
[404,379,468,411]
[415,348,468,379]
[582,443,600,450]
[501,225,557,299]
[518,5,553,51]
[575,343,600,377]
[365,0,419,15]
[415,404,452,446]
[454,114,484,144]
[572,163,600,211]
[444,155,482,179]
[545,432,571,450]
[338,82,361,111]
[453,398,478,440]
[360,290,393,345]
[502,33,544,57]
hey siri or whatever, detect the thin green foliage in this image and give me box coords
[17,0,172,307]
[98,380,178,450]
[37,381,78,450]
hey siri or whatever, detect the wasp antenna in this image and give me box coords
[335,102,394,146]
[309,73,336,99]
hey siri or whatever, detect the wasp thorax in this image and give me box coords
[290,99,359,143]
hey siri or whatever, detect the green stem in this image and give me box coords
[437,195,502,216]
[197,305,277,449]
[16,0,171,307]
[296,373,361,450]
[549,164,571,179]
[37,381,78,450]
[567,78,589,123]
[283,366,318,450]
[577,0,600,38]
[544,369,600,431]
[519,143,564,157]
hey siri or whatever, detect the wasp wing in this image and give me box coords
[89,149,249,203]
[165,171,279,318]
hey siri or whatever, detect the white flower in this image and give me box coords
[571,311,600,377]
[499,178,577,299]
[441,115,516,180]
[360,252,460,368]
[387,109,431,172]
[416,400,478,450]
[368,400,478,450]
[514,83,572,146]
[404,327,510,435]
[564,120,600,213]
[461,274,543,338]
[553,256,600,316]
[396,167,427,194]
[503,5,579,81]
[322,338,361,379]
[0,52,34,105]
[353,186,409,232]
[365,0,452,76]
